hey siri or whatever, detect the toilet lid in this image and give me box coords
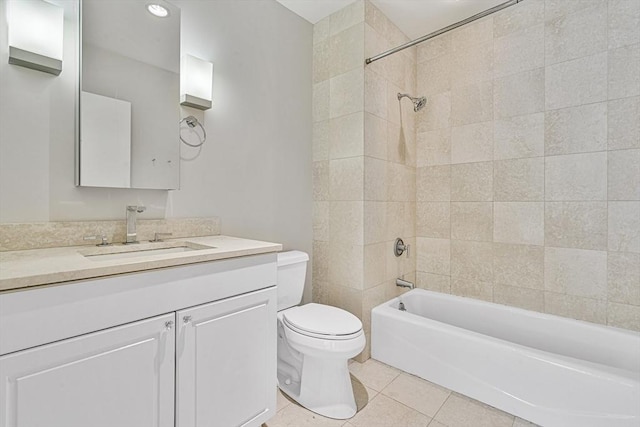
[283,303,362,337]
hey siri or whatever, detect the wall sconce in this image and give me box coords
[7,0,64,75]
[180,54,213,110]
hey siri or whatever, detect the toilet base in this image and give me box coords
[278,355,357,419]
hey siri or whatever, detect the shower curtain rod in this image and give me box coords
[365,0,524,65]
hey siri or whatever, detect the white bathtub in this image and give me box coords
[371,289,640,427]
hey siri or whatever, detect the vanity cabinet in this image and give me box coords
[0,313,176,427]
[0,254,278,427]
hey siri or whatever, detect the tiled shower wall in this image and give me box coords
[312,0,416,360]
[414,0,640,331]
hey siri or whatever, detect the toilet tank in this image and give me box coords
[277,250,309,311]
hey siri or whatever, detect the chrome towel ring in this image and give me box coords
[179,115,206,147]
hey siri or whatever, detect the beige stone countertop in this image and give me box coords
[0,235,282,292]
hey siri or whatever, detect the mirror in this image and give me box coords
[77,0,180,190]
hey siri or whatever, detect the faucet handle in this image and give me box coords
[83,234,111,246]
[150,232,172,243]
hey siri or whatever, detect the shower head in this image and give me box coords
[397,93,427,112]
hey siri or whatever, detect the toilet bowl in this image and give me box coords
[276,251,366,419]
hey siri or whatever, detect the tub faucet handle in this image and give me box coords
[394,238,410,257]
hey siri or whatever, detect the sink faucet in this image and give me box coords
[125,205,146,244]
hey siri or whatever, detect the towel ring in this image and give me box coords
[180,116,206,148]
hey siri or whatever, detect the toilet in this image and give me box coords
[276,250,365,419]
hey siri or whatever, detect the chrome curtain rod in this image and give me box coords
[365,0,524,65]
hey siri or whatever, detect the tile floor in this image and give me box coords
[264,358,539,427]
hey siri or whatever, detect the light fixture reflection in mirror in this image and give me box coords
[147,4,169,18]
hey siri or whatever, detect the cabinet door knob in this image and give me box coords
[183,316,192,324]
[165,321,174,330]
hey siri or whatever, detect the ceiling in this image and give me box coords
[275,0,507,40]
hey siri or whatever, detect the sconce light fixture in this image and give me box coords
[180,54,213,110]
[7,0,64,75]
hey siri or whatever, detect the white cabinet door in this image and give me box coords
[0,313,175,427]
[177,287,277,427]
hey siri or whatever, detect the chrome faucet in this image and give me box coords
[396,277,415,290]
[125,205,146,244]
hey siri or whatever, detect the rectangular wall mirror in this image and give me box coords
[76,0,180,190]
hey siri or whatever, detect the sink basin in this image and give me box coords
[80,241,215,262]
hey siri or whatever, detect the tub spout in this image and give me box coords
[396,278,415,289]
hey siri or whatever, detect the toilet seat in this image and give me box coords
[282,303,362,340]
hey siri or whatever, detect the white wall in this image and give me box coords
[0,0,313,297]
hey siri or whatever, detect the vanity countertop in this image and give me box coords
[0,235,282,292]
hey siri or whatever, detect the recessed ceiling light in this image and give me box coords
[146,4,169,18]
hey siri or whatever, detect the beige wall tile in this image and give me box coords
[416,91,451,132]
[494,24,544,78]
[416,272,451,293]
[330,68,364,118]
[313,39,330,84]
[494,157,544,201]
[313,240,329,283]
[609,202,640,253]
[364,242,387,289]
[544,4,607,65]
[416,237,450,275]
[494,113,545,160]
[545,152,607,201]
[608,252,640,305]
[364,201,387,245]
[328,243,364,290]
[545,0,606,21]
[313,16,330,45]
[364,112,387,160]
[608,302,640,331]
[608,0,640,49]
[493,243,544,289]
[416,202,450,238]
[494,68,545,119]
[451,17,494,52]
[313,201,329,242]
[544,247,608,299]
[451,277,493,302]
[386,83,402,126]
[312,120,330,161]
[313,160,330,201]
[385,202,407,241]
[545,202,608,250]
[544,103,608,155]
[451,81,493,126]
[608,96,640,150]
[494,202,545,246]
[608,149,640,201]
[545,52,608,110]
[417,129,451,167]
[417,54,451,96]
[417,34,451,63]
[493,284,544,311]
[451,162,493,202]
[608,43,640,100]
[330,157,364,201]
[387,163,414,202]
[417,165,451,202]
[364,68,387,119]
[450,42,493,87]
[451,122,493,164]
[451,202,493,242]
[313,80,330,122]
[364,157,388,201]
[328,282,363,318]
[329,23,364,78]
[330,201,364,244]
[330,112,364,159]
[493,0,544,37]
[451,240,493,282]
[330,0,364,36]
[544,291,607,324]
